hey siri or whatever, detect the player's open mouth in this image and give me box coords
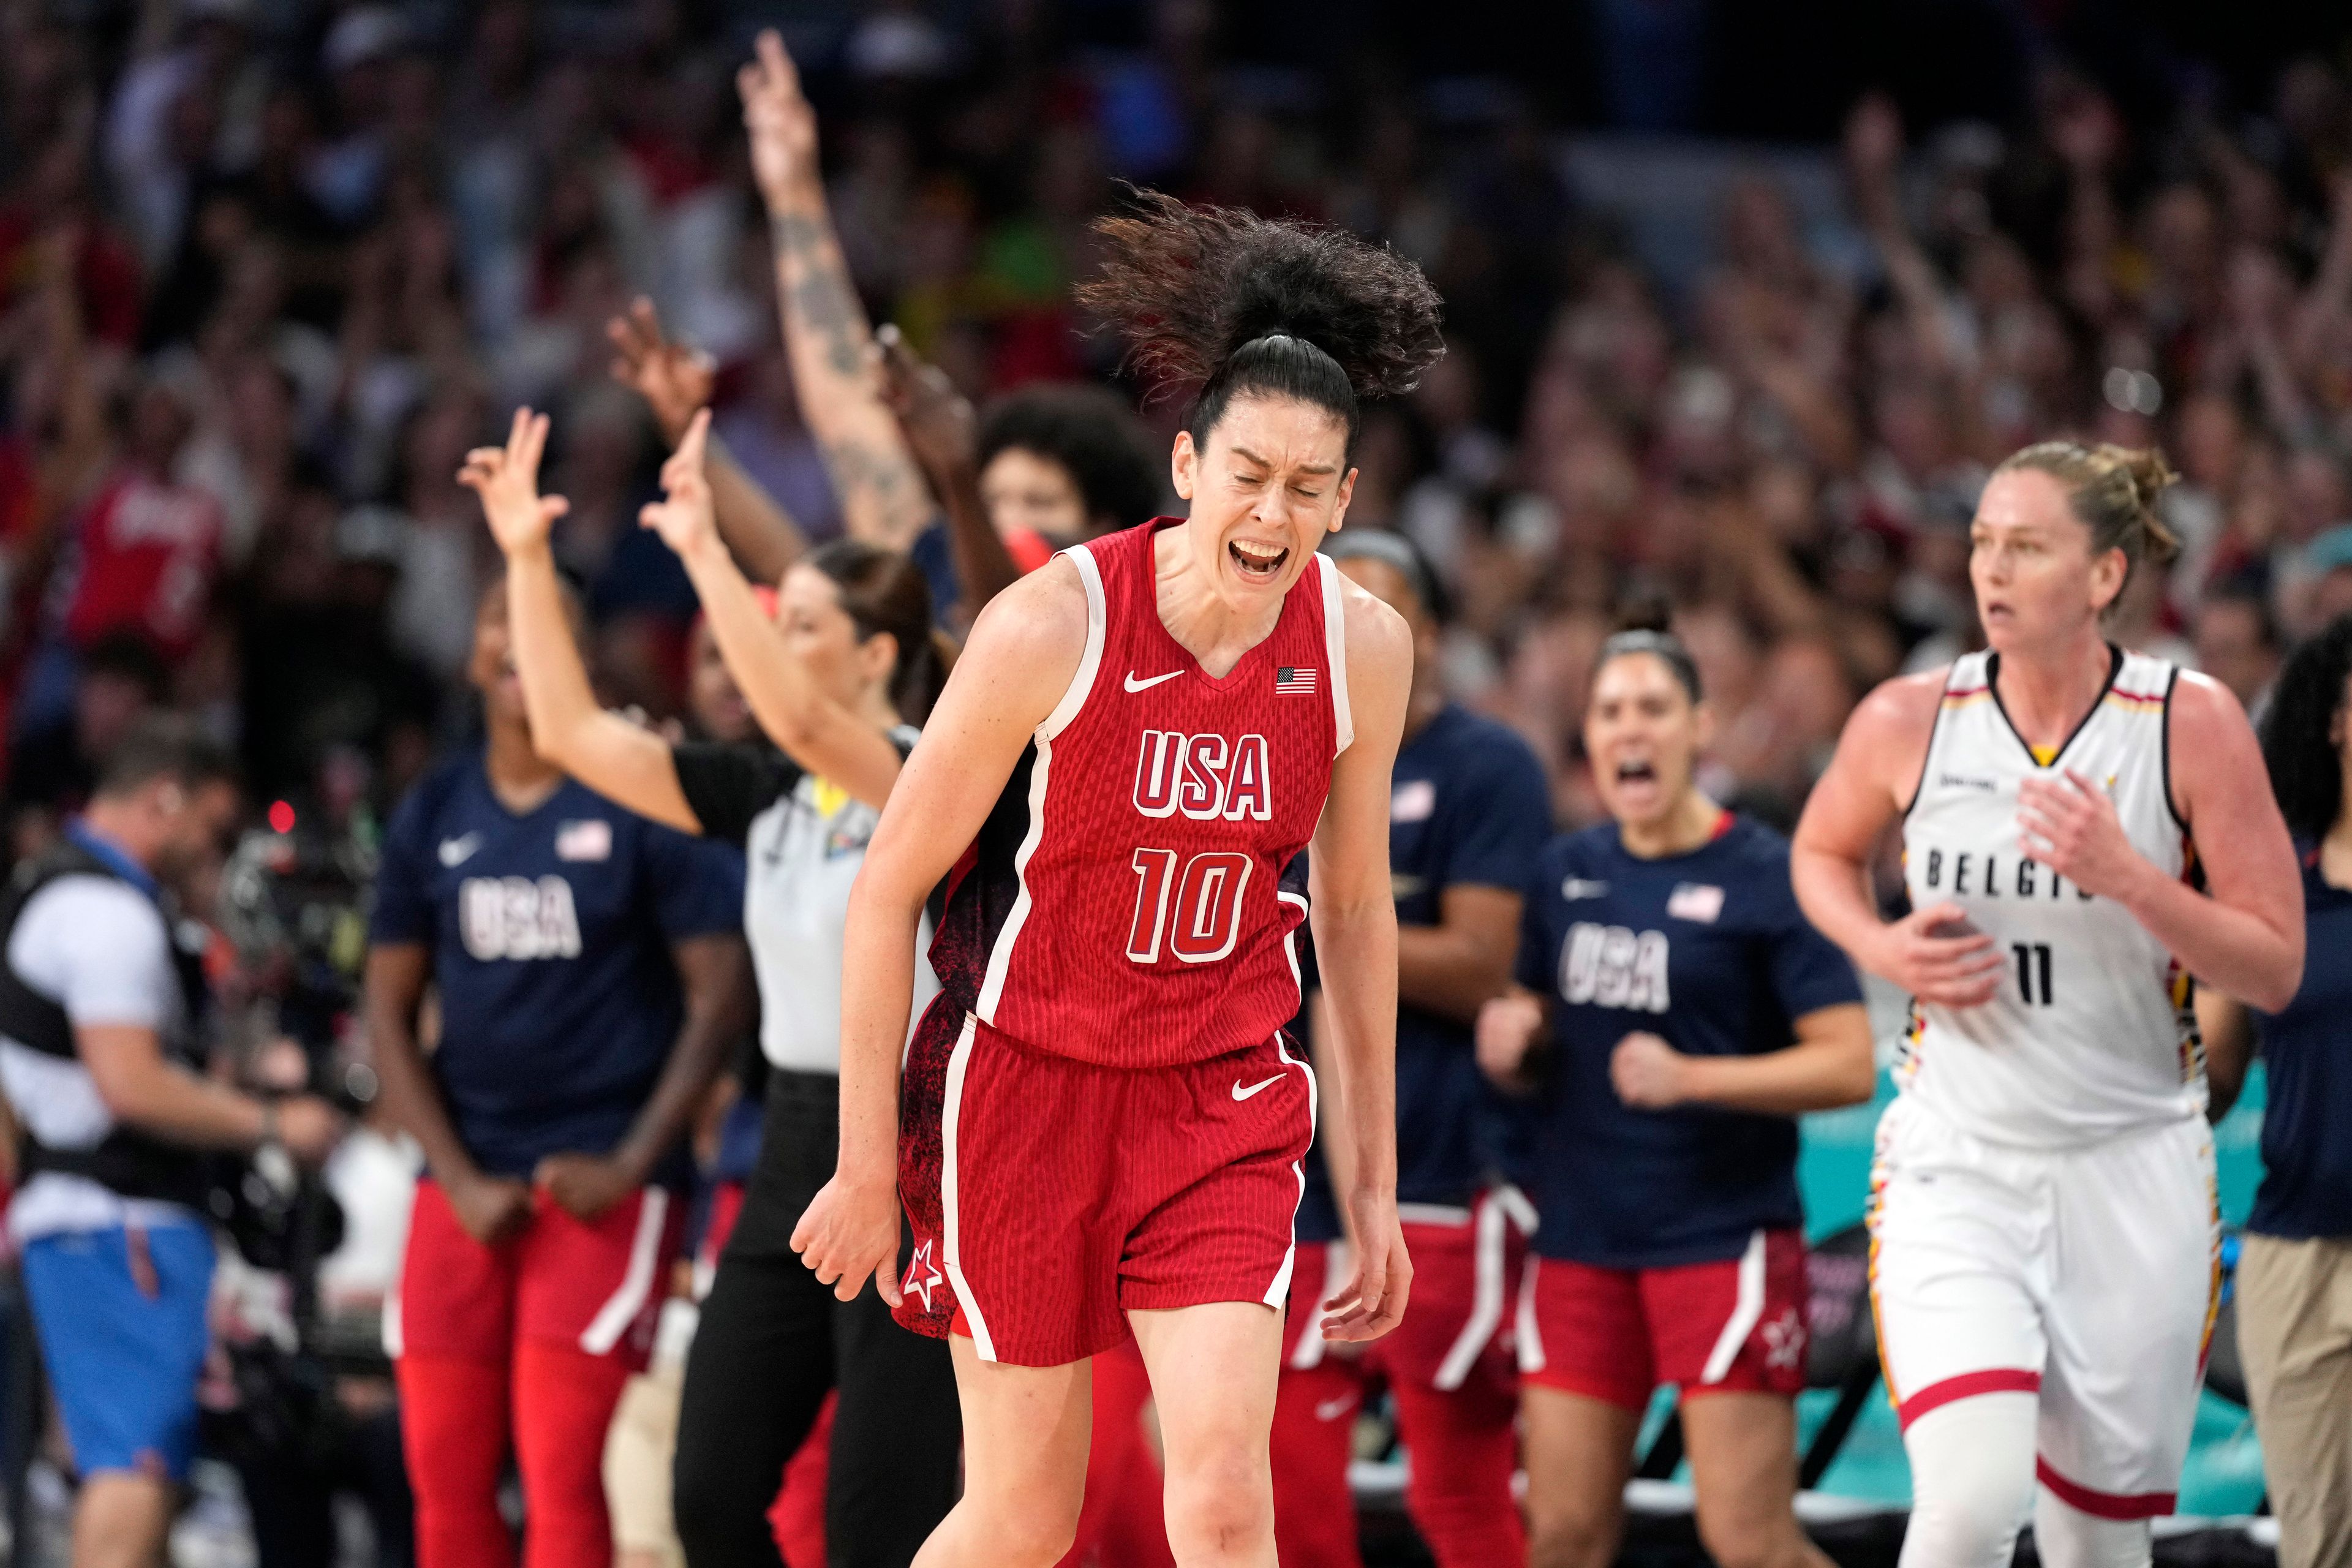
[1615,759,1656,783]
[1229,539,1289,579]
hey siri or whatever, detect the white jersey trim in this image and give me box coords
[1698,1227,1768,1384]
[974,546,1106,1023]
[579,1189,669,1355]
[1261,1033,1318,1309]
[941,1014,998,1362]
[1316,554,1353,756]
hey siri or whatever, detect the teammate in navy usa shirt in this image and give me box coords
[364,573,749,1568]
[1477,613,1869,1568]
[1270,534,1552,1568]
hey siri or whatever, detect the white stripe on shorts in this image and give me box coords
[941,1014,998,1362]
[1262,1035,1319,1308]
[1515,1256,1545,1373]
[1698,1227,1767,1385]
[580,1189,669,1355]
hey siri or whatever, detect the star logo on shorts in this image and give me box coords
[902,1240,945,1313]
[1760,1306,1806,1371]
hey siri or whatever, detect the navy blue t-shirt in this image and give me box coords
[1515,814,1862,1268]
[369,748,745,1183]
[1297,704,1552,1241]
[2248,853,2352,1240]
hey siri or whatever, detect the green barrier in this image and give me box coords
[1781,1065,2271,1511]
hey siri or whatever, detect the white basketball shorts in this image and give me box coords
[1866,1094,2219,1518]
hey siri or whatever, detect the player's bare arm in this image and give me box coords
[642,413,908,810]
[1793,668,2005,1007]
[790,560,1088,1303]
[2018,669,2302,1012]
[740,30,932,552]
[467,409,703,833]
[1308,576,1413,1343]
[1611,1002,1875,1115]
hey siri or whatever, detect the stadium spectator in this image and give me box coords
[362,567,752,1568]
[2204,613,2352,1568]
[0,715,345,1568]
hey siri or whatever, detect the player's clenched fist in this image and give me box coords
[791,1172,904,1306]
[1475,990,1545,1090]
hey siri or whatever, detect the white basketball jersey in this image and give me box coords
[1898,647,2203,1148]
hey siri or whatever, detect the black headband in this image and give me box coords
[1597,629,1702,703]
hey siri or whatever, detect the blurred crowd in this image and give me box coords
[9,1,2352,859]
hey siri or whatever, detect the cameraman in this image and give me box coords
[0,715,343,1567]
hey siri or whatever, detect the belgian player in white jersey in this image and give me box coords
[1792,442,2303,1568]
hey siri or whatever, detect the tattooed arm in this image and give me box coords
[738,31,932,553]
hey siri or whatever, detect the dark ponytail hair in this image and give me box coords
[2260,612,2352,842]
[804,539,955,725]
[1077,187,1446,454]
[1596,599,1703,704]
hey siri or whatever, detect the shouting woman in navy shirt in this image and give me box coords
[1477,611,1873,1568]
[2202,613,2352,1568]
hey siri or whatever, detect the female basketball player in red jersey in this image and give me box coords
[791,191,1444,1567]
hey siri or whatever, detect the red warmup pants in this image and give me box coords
[394,1179,683,1568]
[1268,1191,1535,1568]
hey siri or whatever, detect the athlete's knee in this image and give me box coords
[1526,1509,1619,1568]
[1163,1443,1274,1559]
[2034,1494,2152,1568]
[1695,1509,1823,1568]
[1899,1397,2039,1568]
[952,1494,1083,1568]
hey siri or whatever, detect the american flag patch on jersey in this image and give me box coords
[1275,666,1317,694]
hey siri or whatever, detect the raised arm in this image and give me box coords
[639,412,908,810]
[462,409,701,832]
[874,324,1022,618]
[2019,672,2304,1012]
[1792,670,2005,1006]
[788,562,1088,1304]
[608,298,810,582]
[739,31,932,551]
[1308,580,1414,1344]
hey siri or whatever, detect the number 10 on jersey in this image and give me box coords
[1129,848,1253,964]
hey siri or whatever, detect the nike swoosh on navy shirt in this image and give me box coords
[439,834,482,867]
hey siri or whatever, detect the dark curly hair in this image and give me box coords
[978,385,1164,533]
[2260,612,2352,842]
[1076,187,1446,451]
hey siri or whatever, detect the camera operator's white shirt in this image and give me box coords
[0,874,196,1243]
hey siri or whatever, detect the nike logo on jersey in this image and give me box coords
[1125,669,1182,692]
[1561,877,1610,900]
[1232,1074,1284,1101]
[439,833,483,867]
[1314,1394,1357,1422]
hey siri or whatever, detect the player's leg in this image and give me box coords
[1267,1242,1366,1568]
[393,1179,522,1568]
[512,1187,685,1568]
[1646,1229,1823,1568]
[1520,1389,1637,1568]
[827,1258,960,1567]
[1063,1335,1179,1568]
[1869,1102,2047,1568]
[2237,1234,2352,1568]
[1130,1300,1285,1567]
[2031,1119,2217,1568]
[913,1338,1094,1568]
[1517,1254,1654,1568]
[1379,1199,1532,1567]
[1680,1394,1831,1568]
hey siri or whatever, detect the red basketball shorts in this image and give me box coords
[895,1012,1314,1367]
[390,1178,685,1370]
[1518,1227,1809,1410]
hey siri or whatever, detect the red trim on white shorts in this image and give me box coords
[1896,1368,2042,1431]
[2035,1457,2176,1521]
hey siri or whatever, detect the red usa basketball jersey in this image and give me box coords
[927,518,1349,1068]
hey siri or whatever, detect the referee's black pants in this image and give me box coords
[674,1071,960,1568]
